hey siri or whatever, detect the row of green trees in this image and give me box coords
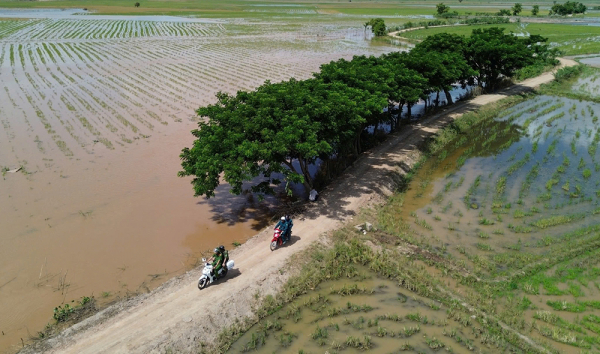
[439,2,584,17]
[550,1,586,15]
[179,28,556,199]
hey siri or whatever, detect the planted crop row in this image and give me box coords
[3,19,224,41]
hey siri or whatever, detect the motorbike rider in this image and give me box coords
[275,216,289,244]
[220,245,229,268]
[284,215,293,243]
[207,246,226,278]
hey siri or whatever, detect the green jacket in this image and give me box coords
[212,253,224,268]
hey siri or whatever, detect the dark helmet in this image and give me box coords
[218,245,225,252]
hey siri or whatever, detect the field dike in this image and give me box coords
[18,59,576,354]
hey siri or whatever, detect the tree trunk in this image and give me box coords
[281,159,307,194]
[387,102,393,132]
[298,158,312,189]
[396,103,404,130]
[435,91,440,107]
[444,89,453,105]
[407,104,412,120]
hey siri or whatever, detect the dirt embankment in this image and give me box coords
[21,58,576,354]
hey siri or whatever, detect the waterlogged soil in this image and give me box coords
[0,16,398,352]
[228,268,480,354]
[398,94,600,351]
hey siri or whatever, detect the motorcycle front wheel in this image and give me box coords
[270,241,278,251]
[198,277,208,290]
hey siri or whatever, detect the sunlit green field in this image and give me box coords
[0,0,580,17]
[400,23,600,55]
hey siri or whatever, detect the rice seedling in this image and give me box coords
[495,176,507,195]
[442,202,453,213]
[546,177,560,191]
[476,243,492,251]
[425,336,446,349]
[311,325,328,342]
[508,224,533,233]
[478,218,494,225]
[531,214,585,229]
[402,325,421,337]
[507,153,530,175]
[583,168,592,179]
[414,217,433,230]
[443,181,453,192]
[344,335,372,349]
[546,139,559,155]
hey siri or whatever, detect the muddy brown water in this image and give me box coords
[0,16,398,352]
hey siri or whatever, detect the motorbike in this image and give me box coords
[197,258,235,290]
[270,228,291,251]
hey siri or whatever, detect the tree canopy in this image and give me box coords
[512,3,522,15]
[365,18,386,36]
[180,28,555,199]
[436,3,450,15]
[179,78,383,197]
[465,27,534,91]
[550,1,586,15]
[409,33,476,104]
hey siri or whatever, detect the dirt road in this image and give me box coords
[25,58,576,354]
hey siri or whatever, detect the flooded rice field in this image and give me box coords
[386,94,600,352]
[229,268,481,354]
[0,14,397,352]
[403,95,600,277]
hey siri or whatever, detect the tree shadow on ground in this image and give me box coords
[195,185,278,231]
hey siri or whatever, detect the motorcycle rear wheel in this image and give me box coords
[270,241,278,251]
[198,277,208,290]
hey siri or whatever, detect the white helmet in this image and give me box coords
[281,216,285,220]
